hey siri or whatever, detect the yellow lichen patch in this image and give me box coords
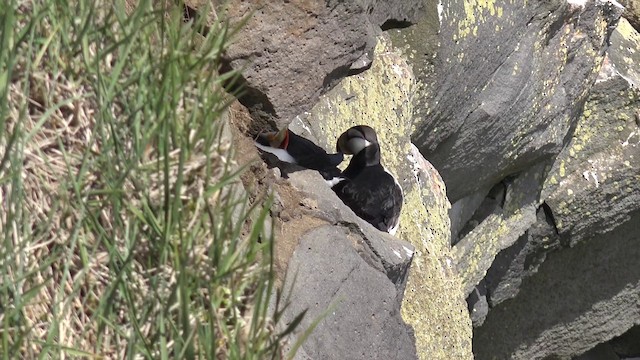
[454,210,529,295]
[457,0,505,39]
[617,18,640,44]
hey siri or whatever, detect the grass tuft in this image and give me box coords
[0,0,287,358]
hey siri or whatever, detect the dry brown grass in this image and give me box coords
[0,1,286,358]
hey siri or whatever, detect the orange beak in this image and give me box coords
[266,127,289,149]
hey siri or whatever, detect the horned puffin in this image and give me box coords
[332,125,403,235]
[255,126,343,178]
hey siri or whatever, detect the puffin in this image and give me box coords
[255,126,343,179]
[332,125,403,235]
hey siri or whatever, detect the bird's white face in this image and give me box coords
[336,125,378,155]
[344,137,371,154]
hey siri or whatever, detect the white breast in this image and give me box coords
[255,142,296,164]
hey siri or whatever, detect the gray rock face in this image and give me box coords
[575,343,623,360]
[412,0,623,202]
[610,325,640,358]
[542,67,640,247]
[621,0,640,33]
[476,25,640,314]
[473,210,640,360]
[360,0,427,26]
[281,226,416,360]
[474,18,640,359]
[484,204,561,308]
[286,170,416,291]
[467,281,489,328]
[211,0,426,129]
[454,162,544,297]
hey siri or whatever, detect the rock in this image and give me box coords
[483,204,561,309]
[610,325,640,358]
[449,185,496,245]
[279,225,417,360]
[360,0,427,26]
[266,168,417,359]
[606,18,640,87]
[454,162,544,296]
[542,24,640,246]
[467,281,489,327]
[473,210,640,360]
[242,151,417,359]
[184,0,426,129]
[575,343,621,360]
[471,17,640,354]
[474,212,640,360]
[468,17,640,319]
[411,0,623,202]
[299,35,473,359]
[621,0,640,33]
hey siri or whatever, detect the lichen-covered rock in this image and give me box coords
[299,35,473,360]
[606,18,640,86]
[472,17,640,357]
[185,0,426,129]
[473,210,640,360]
[454,162,544,296]
[542,76,639,246]
[541,17,640,246]
[411,0,623,202]
[483,204,561,308]
[621,0,640,32]
[471,18,640,317]
[233,113,418,359]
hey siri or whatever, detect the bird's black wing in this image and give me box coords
[332,167,402,233]
[288,132,344,170]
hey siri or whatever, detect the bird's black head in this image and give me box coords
[336,125,379,155]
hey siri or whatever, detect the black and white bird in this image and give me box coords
[331,125,403,235]
[255,126,343,178]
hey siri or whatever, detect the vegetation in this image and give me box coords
[0,0,288,358]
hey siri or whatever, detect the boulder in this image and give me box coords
[483,204,561,308]
[454,162,543,296]
[411,0,623,202]
[477,18,640,312]
[472,17,640,358]
[280,227,416,360]
[185,0,426,129]
[540,18,640,246]
[543,77,640,246]
[621,0,640,32]
[473,210,640,360]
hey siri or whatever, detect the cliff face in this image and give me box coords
[187,0,640,358]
